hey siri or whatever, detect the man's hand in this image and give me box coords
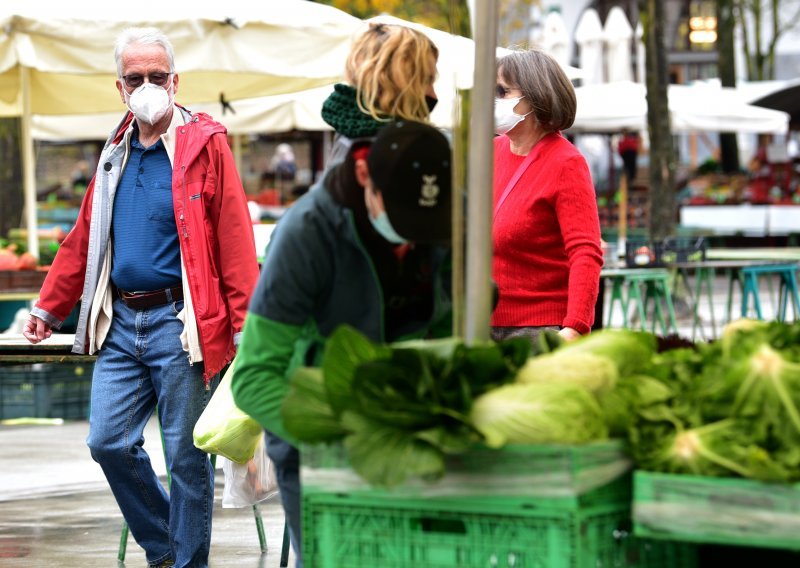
[557,327,581,342]
[23,315,52,344]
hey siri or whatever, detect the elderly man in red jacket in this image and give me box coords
[23,27,259,568]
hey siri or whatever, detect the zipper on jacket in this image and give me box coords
[179,165,189,238]
[345,211,386,342]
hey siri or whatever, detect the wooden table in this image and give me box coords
[0,334,94,365]
[706,248,800,261]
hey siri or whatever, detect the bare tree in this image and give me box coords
[639,0,676,240]
[735,0,800,80]
[719,0,740,173]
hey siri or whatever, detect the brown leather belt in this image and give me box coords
[116,285,183,310]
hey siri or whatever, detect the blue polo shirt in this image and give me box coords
[111,129,182,292]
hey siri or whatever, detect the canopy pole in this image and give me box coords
[20,66,39,260]
[232,134,243,182]
[464,0,498,345]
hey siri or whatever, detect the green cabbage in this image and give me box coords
[470,382,608,448]
[553,329,657,376]
[516,351,619,395]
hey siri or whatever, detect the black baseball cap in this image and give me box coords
[366,121,452,243]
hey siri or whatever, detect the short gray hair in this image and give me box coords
[497,48,576,132]
[114,27,175,77]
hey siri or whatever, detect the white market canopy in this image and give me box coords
[31,86,335,141]
[572,81,790,134]
[25,13,583,140]
[0,0,364,116]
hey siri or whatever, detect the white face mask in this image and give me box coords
[494,96,532,135]
[124,82,174,125]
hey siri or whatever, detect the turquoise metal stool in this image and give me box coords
[738,263,800,321]
[116,416,289,565]
[604,268,678,335]
[670,265,717,341]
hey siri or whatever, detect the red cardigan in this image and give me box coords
[491,132,603,334]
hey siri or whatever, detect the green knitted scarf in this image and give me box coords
[321,83,385,139]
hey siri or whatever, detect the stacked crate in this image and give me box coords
[0,363,92,420]
[301,442,696,568]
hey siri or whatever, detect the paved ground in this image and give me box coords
[0,419,295,568]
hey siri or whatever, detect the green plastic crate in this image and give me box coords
[0,363,93,420]
[633,471,800,550]
[303,491,696,568]
[301,440,633,501]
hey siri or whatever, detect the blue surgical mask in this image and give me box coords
[369,211,408,245]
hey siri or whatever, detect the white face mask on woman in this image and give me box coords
[494,96,532,135]
[125,82,174,125]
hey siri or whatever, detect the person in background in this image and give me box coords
[617,128,640,183]
[270,142,298,198]
[23,27,259,568]
[491,47,603,346]
[320,22,439,164]
[232,121,453,567]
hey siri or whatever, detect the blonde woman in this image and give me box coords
[321,22,439,162]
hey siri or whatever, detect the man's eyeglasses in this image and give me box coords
[121,72,173,90]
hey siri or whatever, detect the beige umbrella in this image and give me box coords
[603,7,634,83]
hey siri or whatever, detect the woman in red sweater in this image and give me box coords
[491,48,603,344]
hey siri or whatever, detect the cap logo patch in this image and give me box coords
[419,175,439,207]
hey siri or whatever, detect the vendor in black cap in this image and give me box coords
[231,120,453,565]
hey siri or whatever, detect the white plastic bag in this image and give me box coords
[193,359,263,464]
[221,434,279,508]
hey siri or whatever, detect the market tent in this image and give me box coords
[572,81,790,134]
[0,0,363,116]
[669,83,789,134]
[749,78,800,130]
[30,86,334,141]
[0,0,365,258]
[28,13,583,140]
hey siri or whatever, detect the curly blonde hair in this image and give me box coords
[345,23,439,123]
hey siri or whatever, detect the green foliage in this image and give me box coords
[315,0,471,33]
[619,320,800,482]
[283,325,530,487]
[281,367,348,443]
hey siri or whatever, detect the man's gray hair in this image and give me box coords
[114,27,175,77]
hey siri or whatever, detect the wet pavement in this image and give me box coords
[0,419,295,568]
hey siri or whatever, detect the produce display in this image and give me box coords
[281,325,658,487]
[625,319,800,482]
[282,320,800,489]
[282,326,530,487]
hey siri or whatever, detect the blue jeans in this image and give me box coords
[266,433,303,568]
[86,298,217,568]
